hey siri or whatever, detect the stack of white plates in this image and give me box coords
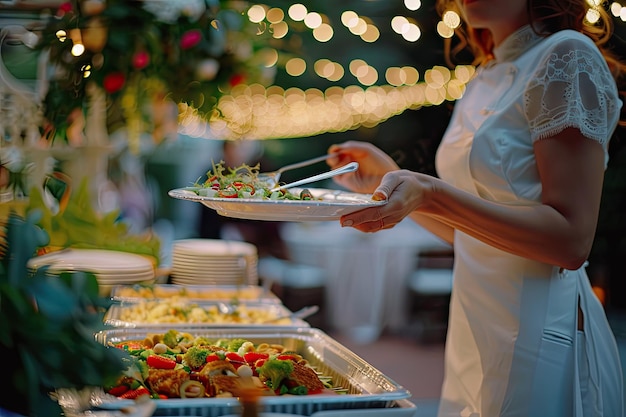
[171,239,258,285]
[27,249,156,295]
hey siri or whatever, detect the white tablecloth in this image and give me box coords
[280,219,451,343]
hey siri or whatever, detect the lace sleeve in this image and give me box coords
[524,36,620,145]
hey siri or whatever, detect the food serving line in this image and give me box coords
[56,280,419,416]
[28,157,434,417]
[25,158,424,416]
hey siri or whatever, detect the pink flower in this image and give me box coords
[180,30,202,49]
[103,72,126,93]
[132,51,150,70]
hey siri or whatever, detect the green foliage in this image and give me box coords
[0,212,129,416]
[37,0,282,142]
[27,178,161,264]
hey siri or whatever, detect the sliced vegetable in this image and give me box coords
[119,386,150,399]
[146,354,177,369]
[107,385,129,396]
[217,186,238,198]
[225,352,245,363]
[195,162,320,201]
[243,352,269,364]
[277,354,299,362]
[180,380,206,398]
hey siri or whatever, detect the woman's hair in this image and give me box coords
[435,0,626,83]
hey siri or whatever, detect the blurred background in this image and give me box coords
[1,0,626,410]
[1,0,625,334]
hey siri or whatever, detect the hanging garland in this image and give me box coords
[37,0,282,143]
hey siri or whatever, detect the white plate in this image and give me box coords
[27,249,154,275]
[173,239,257,256]
[172,259,247,265]
[168,187,387,221]
[169,276,251,284]
[96,273,156,283]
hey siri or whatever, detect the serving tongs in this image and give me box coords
[269,162,358,192]
[256,154,333,187]
[261,305,320,323]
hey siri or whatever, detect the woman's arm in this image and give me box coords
[342,127,605,270]
[408,212,456,245]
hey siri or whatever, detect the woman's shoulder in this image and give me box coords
[538,29,602,56]
[522,29,609,73]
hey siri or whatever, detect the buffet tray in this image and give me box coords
[217,399,418,416]
[109,284,281,304]
[92,327,412,416]
[103,301,311,328]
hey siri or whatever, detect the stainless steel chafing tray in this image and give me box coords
[92,327,413,416]
[109,284,281,304]
[103,301,311,328]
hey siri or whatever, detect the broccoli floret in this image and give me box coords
[183,346,211,369]
[162,330,179,349]
[227,338,249,352]
[214,339,229,349]
[193,336,213,346]
[256,359,294,390]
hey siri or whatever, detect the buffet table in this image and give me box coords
[280,220,451,344]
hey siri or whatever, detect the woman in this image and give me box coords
[327,0,625,416]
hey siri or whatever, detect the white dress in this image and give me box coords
[435,26,624,417]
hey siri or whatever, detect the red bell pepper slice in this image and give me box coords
[217,186,238,198]
[277,354,299,362]
[244,352,269,364]
[146,354,176,369]
[232,181,255,195]
[107,385,130,397]
[119,386,150,399]
[225,352,245,362]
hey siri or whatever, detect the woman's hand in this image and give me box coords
[327,141,400,194]
[339,169,436,233]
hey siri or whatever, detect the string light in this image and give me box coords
[180,3,463,140]
[176,2,622,140]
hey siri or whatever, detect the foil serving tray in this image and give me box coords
[92,327,412,416]
[109,284,281,304]
[103,301,311,329]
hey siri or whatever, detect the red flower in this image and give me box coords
[57,2,73,16]
[132,51,150,70]
[180,30,202,49]
[103,72,126,93]
[229,73,246,87]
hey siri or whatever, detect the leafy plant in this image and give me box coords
[27,178,161,264]
[0,211,128,416]
[37,0,282,142]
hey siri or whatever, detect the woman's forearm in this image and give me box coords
[419,179,598,270]
[409,212,455,245]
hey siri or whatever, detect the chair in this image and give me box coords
[407,248,454,343]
